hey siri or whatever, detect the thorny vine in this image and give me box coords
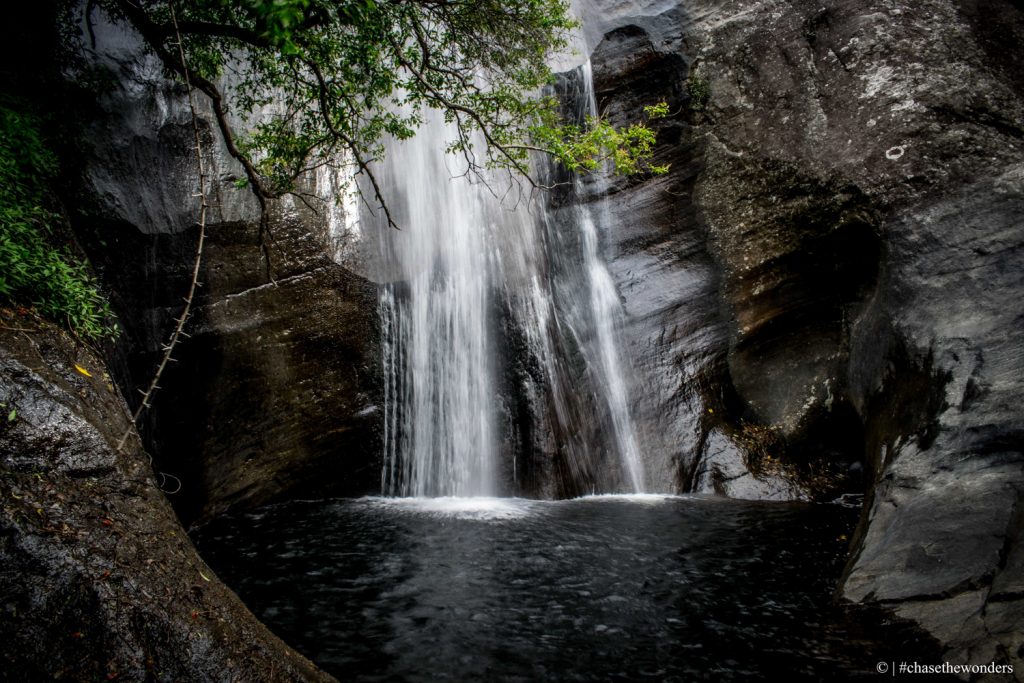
[115,2,204,498]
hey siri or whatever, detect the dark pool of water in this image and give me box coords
[193,495,948,681]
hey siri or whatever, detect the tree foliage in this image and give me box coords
[89,0,668,226]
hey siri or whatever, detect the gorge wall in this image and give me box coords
[0,0,1020,677]
[575,0,1024,670]
[75,16,384,526]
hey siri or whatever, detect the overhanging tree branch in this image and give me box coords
[95,0,666,241]
[153,20,269,47]
[303,57,398,229]
[110,0,281,277]
[387,34,535,182]
[110,0,268,203]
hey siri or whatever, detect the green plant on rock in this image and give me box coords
[526,101,671,176]
[0,103,114,340]
[687,74,710,112]
[582,104,671,176]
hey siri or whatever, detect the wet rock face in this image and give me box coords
[842,165,1024,672]
[581,24,728,494]
[76,14,382,525]
[583,0,1023,672]
[87,199,383,527]
[580,15,873,496]
[0,318,332,682]
[699,156,881,436]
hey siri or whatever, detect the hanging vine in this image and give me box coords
[116,1,207,469]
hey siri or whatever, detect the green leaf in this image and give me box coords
[0,103,115,340]
[80,0,661,220]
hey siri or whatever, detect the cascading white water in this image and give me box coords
[375,111,498,497]
[577,206,645,493]
[374,61,645,498]
[574,63,645,493]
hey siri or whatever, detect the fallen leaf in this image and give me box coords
[74,364,92,377]
[198,569,211,582]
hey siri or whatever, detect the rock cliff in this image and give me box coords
[580,0,1023,671]
[74,16,383,526]
[0,314,332,681]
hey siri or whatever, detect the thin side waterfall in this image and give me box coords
[375,60,645,498]
[577,207,645,493]
[574,63,645,493]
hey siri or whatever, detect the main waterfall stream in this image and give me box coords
[373,61,645,497]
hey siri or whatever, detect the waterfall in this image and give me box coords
[576,198,645,493]
[574,62,645,493]
[373,111,498,498]
[373,62,645,498]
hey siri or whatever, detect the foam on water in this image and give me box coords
[366,496,538,520]
[361,493,694,521]
[571,493,684,505]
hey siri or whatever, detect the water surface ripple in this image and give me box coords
[193,496,946,681]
